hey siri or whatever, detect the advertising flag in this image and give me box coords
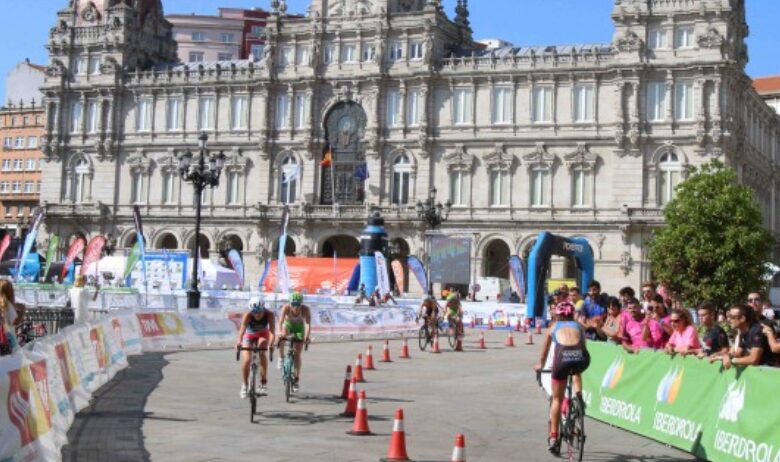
[391,259,405,296]
[374,251,391,295]
[406,255,427,293]
[60,237,86,280]
[132,205,147,284]
[80,235,107,276]
[227,249,244,287]
[0,233,10,262]
[123,241,142,280]
[42,235,59,281]
[354,163,369,181]
[15,208,44,281]
[508,255,526,299]
[257,258,271,289]
[320,145,333,168]
[277,234,290,294]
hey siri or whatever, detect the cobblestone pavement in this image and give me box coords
[63,330,696,461]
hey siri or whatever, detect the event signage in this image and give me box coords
[429,236,471,284]
[42,235,59,281]
[227,249,244,287]
[390,260,405,296]
[0,233,11,262]
[126,251,188,291]
[374,251,391,295]
[80,236,107,276]
[406,256,427,291]
[15,208,44,281]
[60,238,86,280]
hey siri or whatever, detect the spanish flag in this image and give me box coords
[320,145,333,168]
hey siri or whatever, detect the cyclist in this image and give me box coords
[534,301,591,454]
[444,293,464,339]
[416,295,441,338]
[277,291,311,393]
[236,296,276,399]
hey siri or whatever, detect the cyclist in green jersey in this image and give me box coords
[277,291,311,392]
[444,293,464,340]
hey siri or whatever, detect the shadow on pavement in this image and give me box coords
[586,451,697,462]
[61,353,168,462]
[255,410,392,426]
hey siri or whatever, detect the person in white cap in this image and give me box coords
[236,296,276,398]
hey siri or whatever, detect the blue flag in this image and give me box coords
[354,163,369,181]
[406,255,427,293]
[508,255,526,299]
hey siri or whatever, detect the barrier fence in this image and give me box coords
[582,342,780,462]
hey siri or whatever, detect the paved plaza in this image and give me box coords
[62,329,695,461]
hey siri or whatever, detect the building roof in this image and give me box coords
[753,76,780,96]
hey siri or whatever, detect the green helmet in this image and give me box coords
[290,291,303,306]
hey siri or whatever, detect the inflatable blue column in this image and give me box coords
[358,211,388,295]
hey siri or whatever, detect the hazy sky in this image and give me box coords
[1,0,779,103]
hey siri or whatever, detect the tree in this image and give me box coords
[647,160,775,308]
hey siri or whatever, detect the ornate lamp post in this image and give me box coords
[415,187,452,296]
[178,133,226,309]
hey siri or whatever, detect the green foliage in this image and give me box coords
[647,160,775,308]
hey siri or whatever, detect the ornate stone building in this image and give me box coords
[38,0,780,294]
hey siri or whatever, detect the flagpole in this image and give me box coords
[330,144,337,215]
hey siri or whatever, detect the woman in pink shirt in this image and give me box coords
[664,309,701,355]
[621,297,664,352]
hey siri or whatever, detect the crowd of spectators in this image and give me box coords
[549,280,780,368]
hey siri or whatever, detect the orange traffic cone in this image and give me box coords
[521,322,528,334]
[380,408,410,462]
[400,338,411,359]
[340,365,352,399]
[455,337,463,352]
[431,336,441,354]
[451,433,467,462]
[340,377,358,417]
[365,345,376,370]
[380,339,392,362]
[505,332,515,347]
[478,332,486,349]
[347,390,373,436]
[488,318,494,330]
[535,322,542,335]
[353,354,366,382]
[525,331,534,345]
[514,318,521,332]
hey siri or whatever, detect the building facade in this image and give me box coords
[38,0,780,294]
[0,61,45,237]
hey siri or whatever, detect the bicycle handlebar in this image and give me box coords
[235,345,274,362]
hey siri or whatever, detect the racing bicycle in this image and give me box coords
[417,317,452,351]
[536,369,586,462]
[279,336,307,402]
[236,345,272,423]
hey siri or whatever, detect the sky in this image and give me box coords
[1,0,779,103]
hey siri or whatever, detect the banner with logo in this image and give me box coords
[42,235,59,282]
[406,256,427,293]
[390,260,405,296]
[0,233,11,263]
[60,237,86,281]
[582,342,780,461]
[507,255,525,300]
[15,208,44,282]
[79,236,106,277]
[374,251,391,295]
[226,249,244,288]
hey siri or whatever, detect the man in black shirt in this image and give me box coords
[721,304,774,369]
[697,302,729,358]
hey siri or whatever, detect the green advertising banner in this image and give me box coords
[582,343,780,462]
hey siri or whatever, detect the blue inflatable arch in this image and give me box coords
[526,232,594,319]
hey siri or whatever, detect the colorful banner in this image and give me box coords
[582,342,780,462]
[374,251,391,295]
[42,235,59,281]
[390,260,405,296]
[264,257,359,294]
[0,233,11,262]
[15,208,44,281]
[123,241,142,280]
[277,234,290,295]
[226,249,244,287]
[60,238,86,281]
[132,205,147,287]
[407,256,427,293]
[80,236,107,276]
[257,259,271,289]
[508,255,526,299]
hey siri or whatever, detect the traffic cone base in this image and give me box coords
[400,338,411,359]
[478,332,486,349]
[380,340,392,362]
[354,354,366,382]
[380,408,410,462]
[347,390,373,436]
[505,332,515,347]
[431,337,441,354]
[365,345,376,370]
[525,332,534,345]
[455,338,463,351]
[341,377,358,417]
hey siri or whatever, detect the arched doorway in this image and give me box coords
[272,238,296,257]
[483,239,510,279]
[156,233,179,250]
[124,233,148,249]
[186,233,211,259]
[321,235,360,258]
[321,102,368,205]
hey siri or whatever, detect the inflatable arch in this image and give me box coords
[526,232,595,319]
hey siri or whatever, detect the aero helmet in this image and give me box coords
[290,291,304,306]
[249,296,265,313]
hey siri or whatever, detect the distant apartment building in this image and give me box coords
[754,76,780,114]
[167,8,271,63]
[0,60,44,237]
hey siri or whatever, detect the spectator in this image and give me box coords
[618,286,635,306]
[381,292,397,305]
[716,304,774,369]
[578,280,607,329]
[748,292,773,326]
[557,284,570,302]
[0,280,20,356]
[649,294,673,340]
[640,281,656,312]
[761,300,775,321]
[621,297,664,352]
[570,287,584,312]
[760,324,780,355]
[600,296,623,343]
[697,301,730,359]
[0,280,24,330]
[665,308,701,355]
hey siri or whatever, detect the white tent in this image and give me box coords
[190,259,241,289]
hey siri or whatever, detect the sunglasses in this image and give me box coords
[748,298,761,303]
[727,314,743,320]
[670,319,681,324]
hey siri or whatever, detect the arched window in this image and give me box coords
[658,152,681,205]
[72,158,90,203]
[392,154,411,205]
[280,156,298,204]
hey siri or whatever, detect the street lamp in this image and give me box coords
[415,187,452,296]
[179,132,227,309]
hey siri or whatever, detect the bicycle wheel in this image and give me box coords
[249,363,257,423]
[283,356,293,402]
[439,323,451,347]
[447,326,457,349]
[570,396,586,462]
[418,326,429,351]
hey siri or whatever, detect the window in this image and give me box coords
[10,117,15,127]
[389,41,403,61]
[362,45,376,62]
[453,89,473,125]
[88,56,100,75]
[450,170,465,205]
[409,41,423,60]
[166,98,182,131]
[70,101,82,133]
[131,171,143,203]
[646,81,666,122]
[0,182,8,192]
[23,181,33,194]
[230,96,248,130]
[573,85,595,122]
[16,206,23,217]
[217,53,233,61]
[73,159,89,202]
[386,89,400,128]
[3,206,9,216]
[136,99,152,132]
[162,171,175,204]
[280,157,298,204]
[226,171,240,205]
[531,167,550,207]
[532,87,553,122]
[14,137,24,149]
[674,26,694,49]
[648,27,668,50]
[73,57,87,75]
[275,94,290,129]
[341,44,356,63]
[279,47,293,66]
[191,31,205,42]
[674,81,694,121]
[86,101,98,133]
[221,33,235,43]
[11,181,20,193]
[3,138,11,148]
[490,169,508,206]
[188,52,204,63]
[25,159,35,170]
[406,89,419,126]
[294,93,306,129]
[13,159,22,171]
[492,87,512,124]
[323,45,335,64]
[250,25,263,36]
[572,167,592,207]
[35,116,41,125]
[250,44,264,61]
[198,97,215,130]
[658,152,681,205]
[22,116,28,126]
[296,46,310,65]
[1,160,9,171]
[392,155,412,205]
